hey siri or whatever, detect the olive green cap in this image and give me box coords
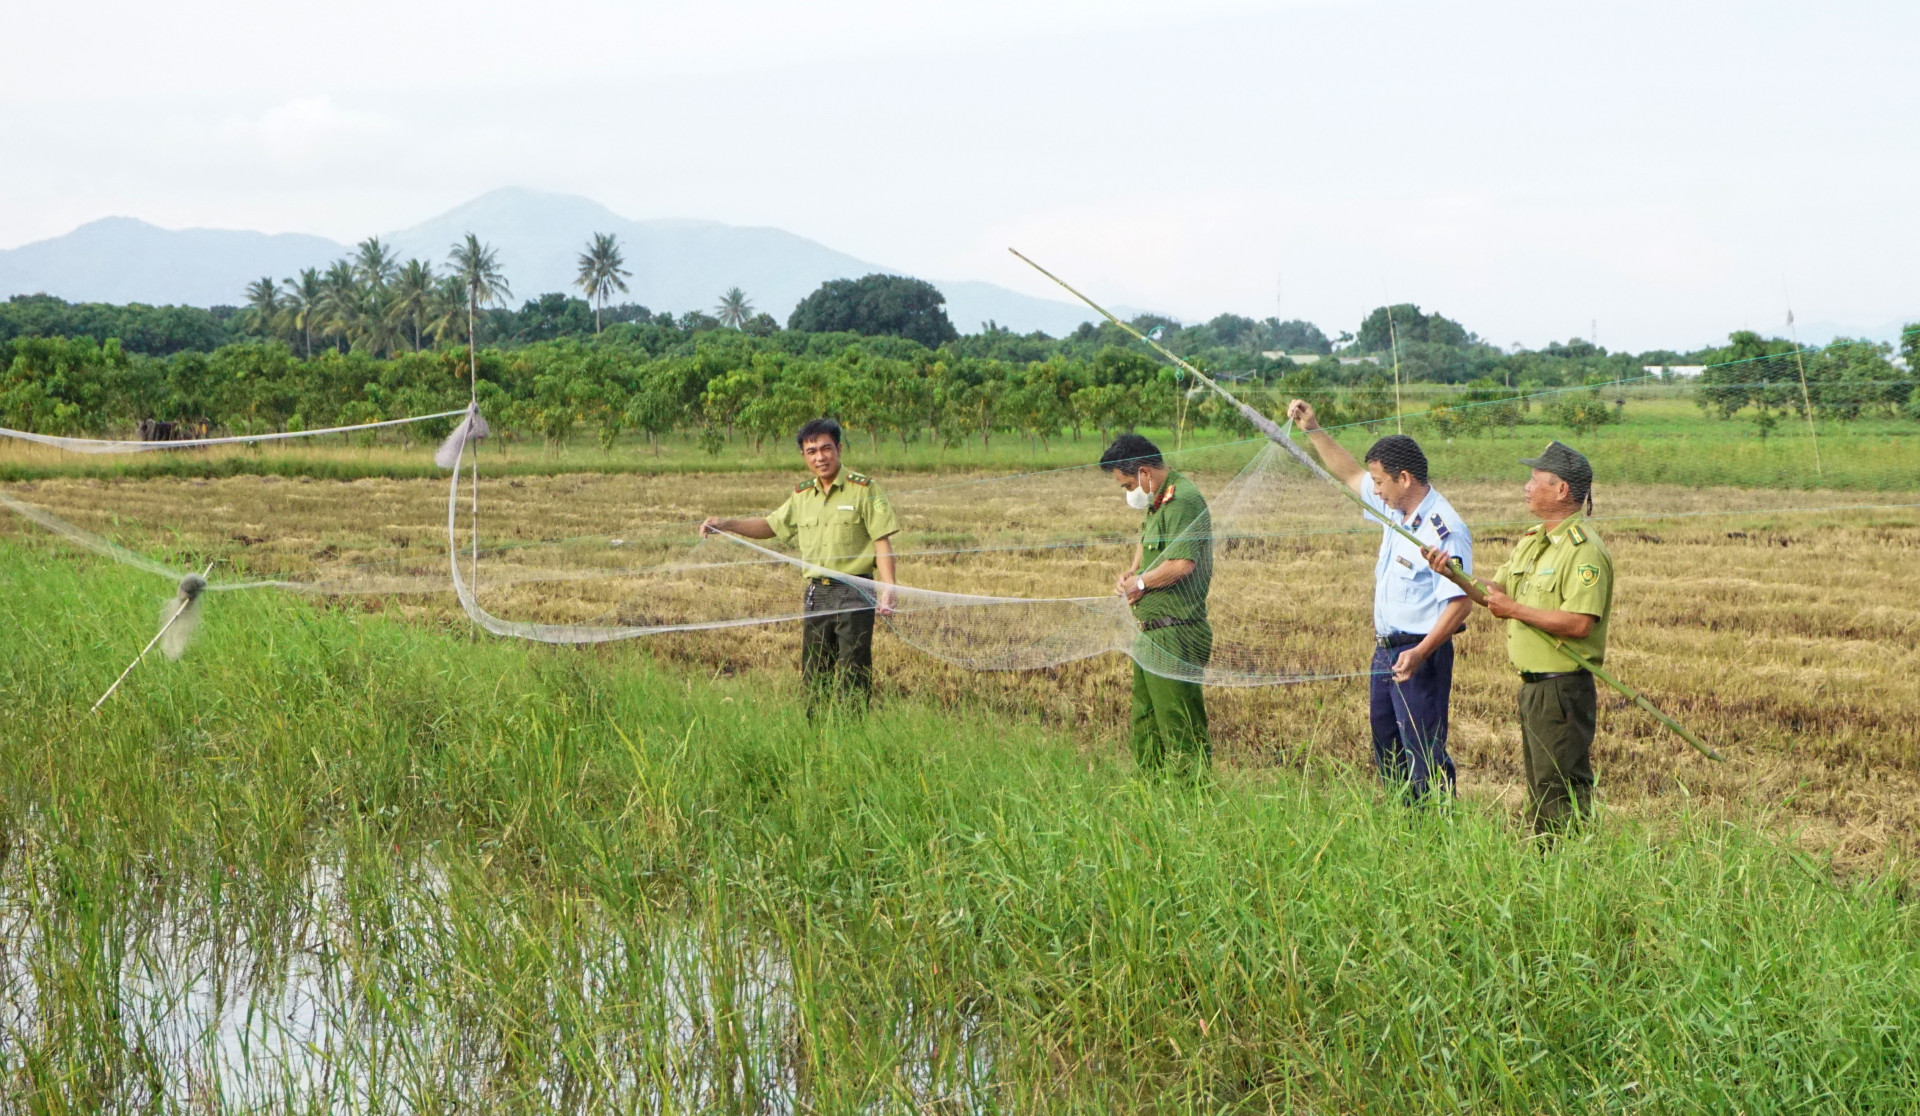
[1518,440,1592,491]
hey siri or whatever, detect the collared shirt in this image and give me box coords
[1361,475,1472,638]
[765,469,901,579]
[1491,512,1613,672]
[1132,469,1212,624]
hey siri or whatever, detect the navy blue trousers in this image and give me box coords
[1369,640,1457,801]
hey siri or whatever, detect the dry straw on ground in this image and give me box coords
[5,465,1916,866]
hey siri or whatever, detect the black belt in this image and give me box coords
[1520,669,1587,683]
[808,576,840,586]
[1376,633,1424,650]
[1139,616,1196,632]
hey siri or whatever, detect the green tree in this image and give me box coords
[447,234,512,392]
[316,260,361,352]
[1356,304,1472,353]
[716,287,755,330]
[353,237,399,291]
[388,260,437,352]
[574,232,631,334]
[242,277,282,339]
[279,269,323,358]
[787,274,959,348]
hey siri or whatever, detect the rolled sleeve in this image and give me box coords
[765,495,798,542]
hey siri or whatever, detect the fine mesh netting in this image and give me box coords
[433,423,1369,685]
[0,407,1371,686]
[3,328,1913,697]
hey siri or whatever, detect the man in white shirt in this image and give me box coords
[1288,401,1473,801]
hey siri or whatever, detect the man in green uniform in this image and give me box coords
[701,417,900,715]
[1101,433,1213,779]
[1480,441,1613,833]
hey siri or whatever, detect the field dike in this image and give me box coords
[3,540,1920,1111]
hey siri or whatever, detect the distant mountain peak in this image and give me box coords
[1,188,1101,335]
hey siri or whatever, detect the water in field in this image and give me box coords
[0,854,996,1112]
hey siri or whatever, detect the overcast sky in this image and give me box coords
[4,0,1914,351]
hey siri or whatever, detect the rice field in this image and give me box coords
[3,540,1920,1111]
[2,436,1918,1110]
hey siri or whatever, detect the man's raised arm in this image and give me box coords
[1285,399,1365,493]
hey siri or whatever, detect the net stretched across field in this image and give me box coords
[0,403,1372,685]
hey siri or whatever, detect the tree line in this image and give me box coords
[3,228,1914,447]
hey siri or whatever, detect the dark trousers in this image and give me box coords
[1129,620,1212,779]
[1518,671,1598,833]
[802,580,875,716]
[1369,640,1457,801]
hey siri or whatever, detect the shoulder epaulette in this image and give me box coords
[795,479,814,493]
[846,472,871,486]
[1568,525,1588,545]
[1523,525,1541,536]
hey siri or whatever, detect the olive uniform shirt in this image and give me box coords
[1491,512,1613,672]
[765,470,902,579]
[1132,470,1213,625]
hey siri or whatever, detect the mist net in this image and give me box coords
[1,407,1371,687]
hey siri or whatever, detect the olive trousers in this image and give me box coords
[1129,620,1212,779]
[1517,671,1598,833]
[801,580,875,717]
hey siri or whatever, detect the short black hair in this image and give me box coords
[795,417,842,447]
[1099,433,1163,476]
[1364,435,1429,485]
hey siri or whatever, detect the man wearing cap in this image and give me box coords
[1451,440,1612,833]
[1288,401,1473,801]
[700,417,900,716]
[1101,432,1214,780]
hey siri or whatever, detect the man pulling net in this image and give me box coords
[700,417,901,717]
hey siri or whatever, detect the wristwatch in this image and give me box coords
[1135,576,1146,593]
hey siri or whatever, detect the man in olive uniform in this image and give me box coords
[1101,433,1213,778]
[701,417,900,715]
[1472,441,1613,833]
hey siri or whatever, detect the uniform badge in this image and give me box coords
[1568,524,1588,545]
[1395,555,1415,570]
[847,472,871,486]
[1577,563,1600,588]
[1433,515,1450,540]
[1411,514,1423,529]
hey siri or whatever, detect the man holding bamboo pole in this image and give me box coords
[1287,400,1472,802]
[1429,441,1612,834]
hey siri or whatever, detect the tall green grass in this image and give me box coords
[3,539,1918,1111]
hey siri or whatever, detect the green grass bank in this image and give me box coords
[2,539,1918,1111]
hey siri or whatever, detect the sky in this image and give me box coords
[4,0,1915,352]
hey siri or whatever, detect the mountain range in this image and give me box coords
[0,189,1107,336]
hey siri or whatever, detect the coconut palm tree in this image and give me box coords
[447,234,511,390]
[574,232,631,333]
[715,287,754,330]
[426,275,470,345]
[280,269,324,357]
[317,259,361,351]
[353,237,399,291]
[388,259,437,351]
[243,276,282,338]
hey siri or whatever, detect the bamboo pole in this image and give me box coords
[1010,247,1724,762]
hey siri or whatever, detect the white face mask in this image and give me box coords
[1125,484,1153,511]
